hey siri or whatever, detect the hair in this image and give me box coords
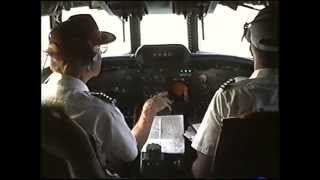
[46,38,95,77]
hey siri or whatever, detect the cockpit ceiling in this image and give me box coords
[41,1,272,17]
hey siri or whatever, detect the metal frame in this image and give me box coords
[187,12,199,53]
[130,15,141,54]
[49,12,62,30]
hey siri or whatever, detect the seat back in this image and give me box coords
[41,105,108,178]
[212,111,279,178]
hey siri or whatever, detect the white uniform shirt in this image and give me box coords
[41,72,138,167]
[191,68,278,164]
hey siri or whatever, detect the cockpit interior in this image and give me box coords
[41,1,279,178]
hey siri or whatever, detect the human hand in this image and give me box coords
[143,92,173,115]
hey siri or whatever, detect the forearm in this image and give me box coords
[131,106,156,150]
[192,152,213,178]
[132,92,172,150]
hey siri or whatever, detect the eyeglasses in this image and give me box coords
[93,45,108,55]
[92,45,108,62]
[100,45,108,54]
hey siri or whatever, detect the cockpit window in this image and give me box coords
[198,4,264,59]
[62,6,131,57]
[140,14,188,47]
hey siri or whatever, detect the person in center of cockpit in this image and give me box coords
[191,5,279,178]
[41,14,173,174]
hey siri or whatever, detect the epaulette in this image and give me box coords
[89,92,117,105]
[219,76,249,91]
[219,78,235,91]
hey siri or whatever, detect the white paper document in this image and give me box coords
[142,115,185,154]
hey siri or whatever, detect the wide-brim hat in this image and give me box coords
[49,14,116,47]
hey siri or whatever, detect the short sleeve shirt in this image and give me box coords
[42,72,138,167]
[191,68,279,164]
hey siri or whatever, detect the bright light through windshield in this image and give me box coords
[141,14,188,47]
[41,4,265,69]
[41,16,50,69]
[198,4,263,59]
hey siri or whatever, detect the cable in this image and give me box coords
[122,17,126,42]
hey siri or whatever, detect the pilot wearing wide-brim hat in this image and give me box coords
[42,14,172,172]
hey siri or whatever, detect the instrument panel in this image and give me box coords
[135,44,191,67]
[87,48,253,127]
